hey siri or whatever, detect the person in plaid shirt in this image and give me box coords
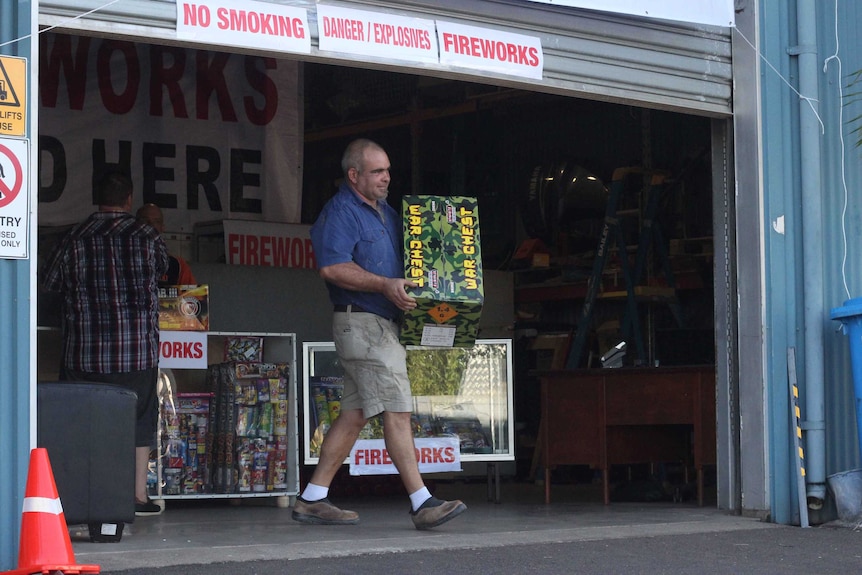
[41,172,169,516]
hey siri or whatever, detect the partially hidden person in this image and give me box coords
[41,172,169,516]
[136,203,196,285]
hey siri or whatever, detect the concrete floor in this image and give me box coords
[68,480,783,573]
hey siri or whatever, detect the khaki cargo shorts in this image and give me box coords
[333,310,413,418]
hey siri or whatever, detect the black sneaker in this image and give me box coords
[135,500,163,516]
[410,497,466,530]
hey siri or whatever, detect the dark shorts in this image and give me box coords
[61,367,159,448]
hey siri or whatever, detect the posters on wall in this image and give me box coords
[38,32,302,234]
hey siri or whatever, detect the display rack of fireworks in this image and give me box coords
[307,377,489,457]
[160,393,214,495]
[207,361,290,494]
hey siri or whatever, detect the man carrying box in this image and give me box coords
[295,138,467,530]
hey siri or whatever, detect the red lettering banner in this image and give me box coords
[38,32,302,233]
[223,219,315,268]
[349,437,461,475]
[159,331,208,369]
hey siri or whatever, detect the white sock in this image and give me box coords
[301,483,329,502]
[409,486,432,511]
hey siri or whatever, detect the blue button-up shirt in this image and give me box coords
[310,183,403,321]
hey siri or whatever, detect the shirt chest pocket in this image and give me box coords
[356,227,389,272]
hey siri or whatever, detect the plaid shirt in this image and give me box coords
[41,210,169,373]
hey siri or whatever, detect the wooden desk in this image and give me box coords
[539,366,716,504]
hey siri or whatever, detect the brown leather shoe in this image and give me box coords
[410,497,467,530]
[292,497,360,525]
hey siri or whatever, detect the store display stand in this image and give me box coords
[153,332,299,510]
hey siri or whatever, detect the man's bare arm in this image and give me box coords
[319,262,418,311]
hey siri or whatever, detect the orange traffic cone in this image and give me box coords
[1,448,100,575]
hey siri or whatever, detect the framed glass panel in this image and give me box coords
[302,339,514,464]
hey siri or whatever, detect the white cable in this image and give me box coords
[733,26,826,134]
[736,6,853,298]
[823,0,852,300]
[0,0,121,49]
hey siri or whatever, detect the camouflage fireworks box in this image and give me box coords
[401,196,483,347]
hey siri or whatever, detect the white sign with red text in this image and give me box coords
[436,21,543,80]
[349,437,462,476]
[317,4,438,65]
[159,330,208,369]
[223,219,316,269]
[177,0,311,54]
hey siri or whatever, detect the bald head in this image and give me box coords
[136,204,165,234]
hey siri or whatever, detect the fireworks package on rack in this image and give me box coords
[309,376,341,458]
[210,363,236,493]
[209,361,290,493]
[431,399,492,454]
[310,376,415,459]
[224,336,264,362]
[160,393,213,494]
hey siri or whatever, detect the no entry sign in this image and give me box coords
[0,136,29,259]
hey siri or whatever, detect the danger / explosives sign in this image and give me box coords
[0,137,30,259]
[0,55,26,137]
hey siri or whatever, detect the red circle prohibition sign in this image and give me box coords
[0,142,24,209]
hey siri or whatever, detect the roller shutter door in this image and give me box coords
[39,0,732,116]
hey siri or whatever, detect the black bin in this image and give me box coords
[37,382,137,542]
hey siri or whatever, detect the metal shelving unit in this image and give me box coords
[153,332,298,509]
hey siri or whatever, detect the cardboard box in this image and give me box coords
[159,284,209,331]
[401,196,483,347]
[224,336,264,362]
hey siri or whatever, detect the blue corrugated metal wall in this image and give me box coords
[760,0,862,524]
[0,1,33,569]
[759,0,798,525]
[819,0,862,477]
[0,262,31,569]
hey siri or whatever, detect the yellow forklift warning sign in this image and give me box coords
[0,56,26,137]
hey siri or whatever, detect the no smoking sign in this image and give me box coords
[0,136,30,259]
